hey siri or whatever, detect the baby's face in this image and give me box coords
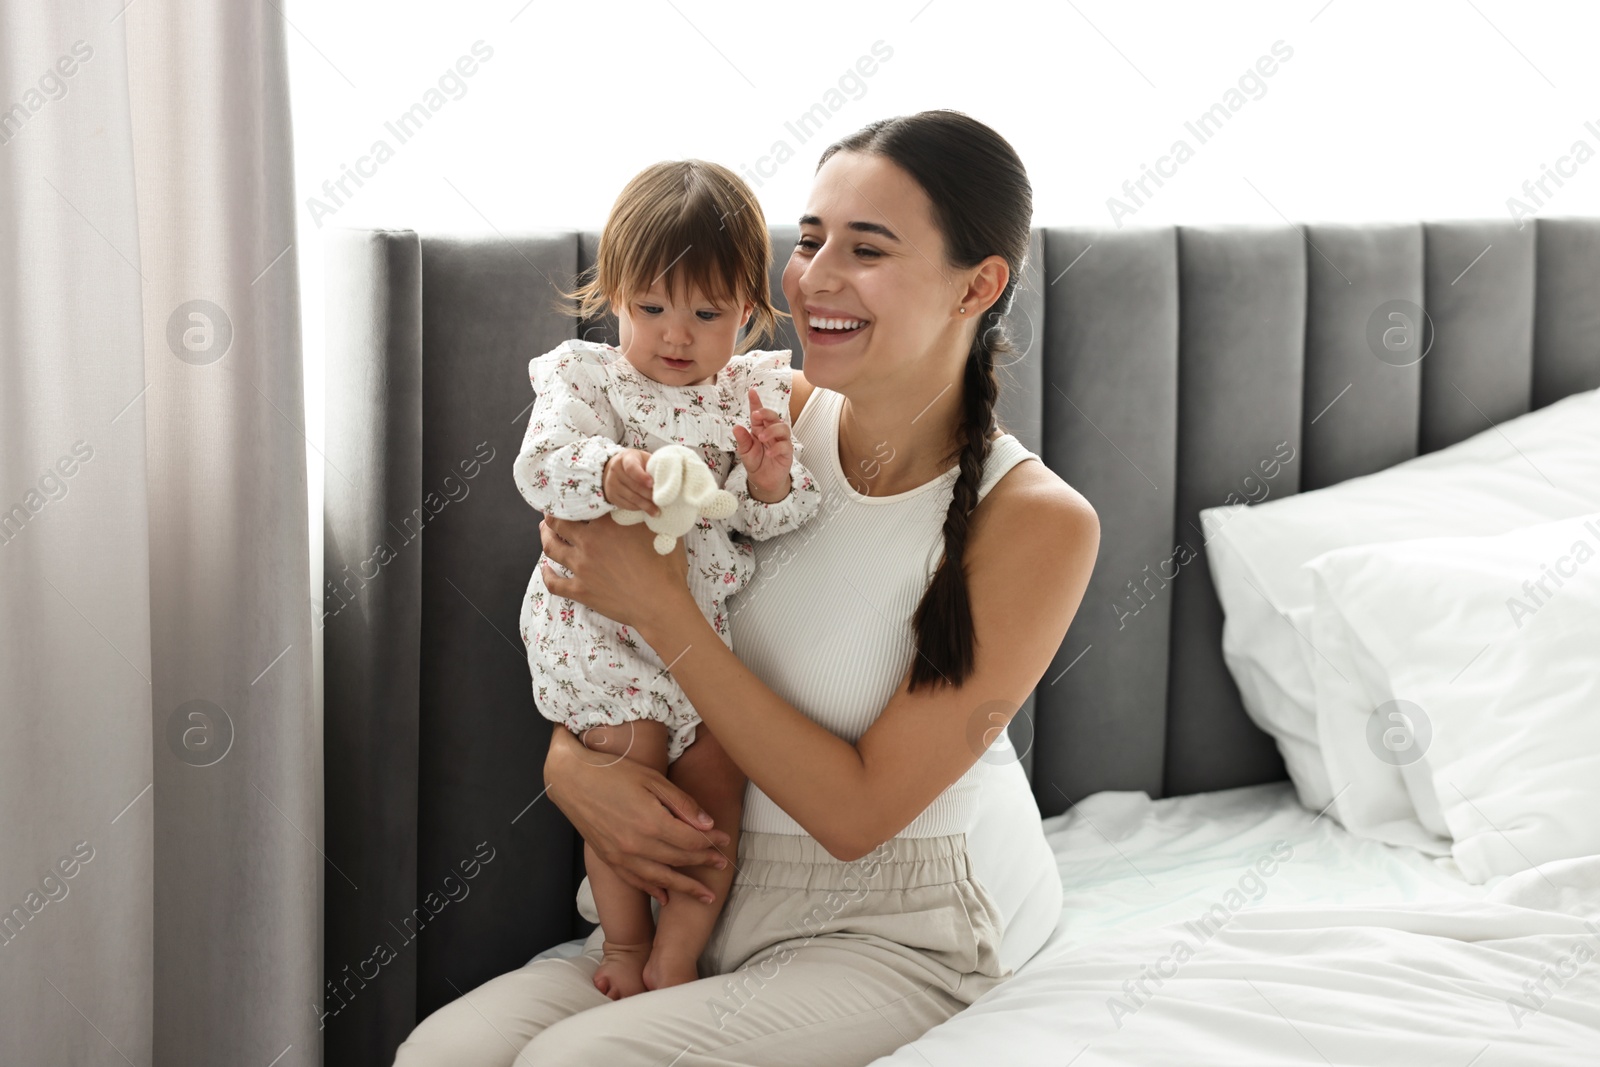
[615,280,753,387]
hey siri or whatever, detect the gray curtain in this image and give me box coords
[0,2,317,1064]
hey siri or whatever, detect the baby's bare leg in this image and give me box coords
[579,720,670,1000]
[644,722,745,991]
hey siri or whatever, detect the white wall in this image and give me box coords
[287,0,1600,678]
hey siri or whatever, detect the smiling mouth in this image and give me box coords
[807,314,869,339]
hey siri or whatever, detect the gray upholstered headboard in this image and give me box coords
[319,218,1600,1066]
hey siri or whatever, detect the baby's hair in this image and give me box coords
[563,160,784,353]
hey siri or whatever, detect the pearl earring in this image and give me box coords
[958,307,966,314]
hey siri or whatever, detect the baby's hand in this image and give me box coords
[732,386,792,504]
[602,448,659,516]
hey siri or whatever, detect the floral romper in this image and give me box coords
[514,339,821,761]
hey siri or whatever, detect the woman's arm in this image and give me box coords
[542,725,731,904]
[538,459,1100,861]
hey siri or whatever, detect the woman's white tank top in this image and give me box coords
[729,384,1066,971]
[730,384,1041,838]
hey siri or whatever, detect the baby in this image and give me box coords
[513,159,820,999]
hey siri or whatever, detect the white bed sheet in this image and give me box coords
[872,782,1600,1066]
[527,782,1600,1064]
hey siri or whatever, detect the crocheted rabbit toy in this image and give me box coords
[611,444,737,554]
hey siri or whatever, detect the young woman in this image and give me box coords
[392,109,1099,1067]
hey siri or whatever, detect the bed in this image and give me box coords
[321,217,1600,1065]
[882,784,1600,1065]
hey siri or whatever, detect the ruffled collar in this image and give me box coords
[567,341,792,453]
[604,352,743,450]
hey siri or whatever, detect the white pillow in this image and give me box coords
[1305,565,1452,852]
[1201,387,1600,815]
[1303,513,1600,882]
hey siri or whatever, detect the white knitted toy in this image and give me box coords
[611,444,737,554]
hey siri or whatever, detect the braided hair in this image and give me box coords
[816,112,1033,691]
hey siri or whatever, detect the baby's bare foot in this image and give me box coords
[593,940,651,1000]
[642,948,701,991]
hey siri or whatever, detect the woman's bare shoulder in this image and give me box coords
[789,367,815,424]
[789,367,815,422]
[974,457,1099,560]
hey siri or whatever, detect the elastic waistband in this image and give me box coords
[732,831,974,891]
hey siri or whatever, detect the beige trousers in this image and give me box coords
[391,832,1008,1066]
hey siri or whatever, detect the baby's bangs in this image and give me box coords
[618,216,749,309]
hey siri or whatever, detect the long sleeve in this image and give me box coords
[512,344,627,520]
[723,450,822,540]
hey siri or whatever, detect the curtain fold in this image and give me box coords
[1,2,318,1064]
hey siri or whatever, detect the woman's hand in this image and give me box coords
[539,512,690,630]
[544,728,731,905]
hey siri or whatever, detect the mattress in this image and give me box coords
[532,783,1600,1064]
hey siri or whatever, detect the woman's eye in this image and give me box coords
[793,236,878,260]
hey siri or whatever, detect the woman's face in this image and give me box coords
[782,151,965,394]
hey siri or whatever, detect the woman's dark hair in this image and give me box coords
[816,110,1033,692]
